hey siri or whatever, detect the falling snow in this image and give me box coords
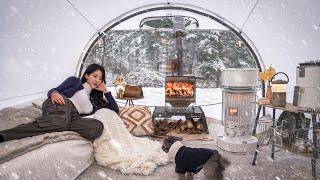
[10,172,19,179]
[301,39,309,47]
[97,170,107,178]
[0,1,320,180]
[9,6,19,16]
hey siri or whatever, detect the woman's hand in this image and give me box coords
[96,82,108,93]
[51,91,65,105]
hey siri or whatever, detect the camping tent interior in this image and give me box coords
[0,0,319,179]
[1,0,319,111]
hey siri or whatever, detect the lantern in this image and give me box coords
[271,72,289,107]
[115,77,126,98]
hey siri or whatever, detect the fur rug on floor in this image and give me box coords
[93,108,168,175]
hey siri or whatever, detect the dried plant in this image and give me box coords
[259,65,276,86]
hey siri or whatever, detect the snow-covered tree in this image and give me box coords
[84,30,257,88]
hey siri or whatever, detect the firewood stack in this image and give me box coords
[153,118,205,135]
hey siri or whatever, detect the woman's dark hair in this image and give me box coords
[80,63,106,84]
[81,64,106,102]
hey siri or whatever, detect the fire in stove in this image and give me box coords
[165,75,196,107]
[166,81,195,98]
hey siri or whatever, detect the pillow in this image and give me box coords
[119,106,154,136]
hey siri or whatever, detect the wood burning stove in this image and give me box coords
[152,75,208,135]
[151,16,208,135]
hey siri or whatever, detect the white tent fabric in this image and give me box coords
[0,0,319,109]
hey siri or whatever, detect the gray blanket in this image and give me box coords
[0,106,88,163]
[0,131,87,164]
[0,106,94,180]
[0,106,41,131]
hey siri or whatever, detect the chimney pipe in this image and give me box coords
[173,16,185,75]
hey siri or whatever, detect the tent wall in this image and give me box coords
[0,0,319,109]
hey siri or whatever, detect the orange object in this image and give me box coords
[266,85,273,102]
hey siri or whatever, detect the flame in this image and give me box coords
[166,82,194,97]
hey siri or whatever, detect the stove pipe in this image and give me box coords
[173,16,186,75]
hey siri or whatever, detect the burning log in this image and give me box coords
[165,82,195,97]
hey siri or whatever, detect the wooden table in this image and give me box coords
[115,96,144,106]
[251,102,319,180]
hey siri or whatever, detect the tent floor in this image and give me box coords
[78,118,319,180]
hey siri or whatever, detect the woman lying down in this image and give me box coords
[0,64,168,175]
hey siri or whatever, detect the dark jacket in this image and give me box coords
[175,146,216,174]
[47,76,119,115]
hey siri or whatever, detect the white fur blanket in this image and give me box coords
[93,108,168,175]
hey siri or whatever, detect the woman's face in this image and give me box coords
[85,70,103,89]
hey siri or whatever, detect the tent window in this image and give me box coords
[82,29,257,88]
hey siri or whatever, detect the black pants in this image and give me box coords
[0,96,104,142]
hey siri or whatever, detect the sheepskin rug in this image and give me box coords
[92,108,168,175]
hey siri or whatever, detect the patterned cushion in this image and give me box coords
[119,106,154,136]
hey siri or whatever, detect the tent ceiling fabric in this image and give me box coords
[0,0,319,109]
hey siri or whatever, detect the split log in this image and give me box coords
[186,119,194,129]
[154,118,206,135]
[195,121,204,132]
[175,125,181,134]
[175,120,182,134]
[186,129,193,134]
[180,122,187,133]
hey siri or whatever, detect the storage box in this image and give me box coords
[293,61,320,109]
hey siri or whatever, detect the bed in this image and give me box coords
[0,106,94,180]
